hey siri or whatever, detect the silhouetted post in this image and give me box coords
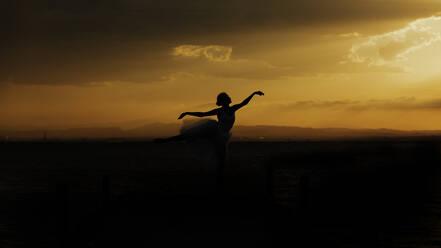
[56,184,70,248]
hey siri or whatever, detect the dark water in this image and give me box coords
[1,140,441,247]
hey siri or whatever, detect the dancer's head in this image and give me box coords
[216,92,231,107]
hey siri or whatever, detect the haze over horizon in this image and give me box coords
[3,1,441,130]
[5,121,441,141]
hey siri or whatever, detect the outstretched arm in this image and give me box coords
[178,108,219,119]
[232,91,264,111]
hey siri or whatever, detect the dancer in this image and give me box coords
[155,91,264,191]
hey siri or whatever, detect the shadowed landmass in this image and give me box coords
[2,122,441,141]
[2,139,441,247]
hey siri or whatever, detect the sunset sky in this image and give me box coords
[3,0,441,130]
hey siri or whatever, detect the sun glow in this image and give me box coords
[4,1,441,130]
[345,15,441,80]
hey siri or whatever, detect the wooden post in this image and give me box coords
[56,183,70,248]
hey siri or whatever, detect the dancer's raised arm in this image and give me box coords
[232,91,264,111]
[178,108,219,119]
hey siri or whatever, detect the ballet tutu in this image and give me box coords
[180,118,231,161]
[180,118,231,144]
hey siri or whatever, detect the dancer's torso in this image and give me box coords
[217,108,235,133]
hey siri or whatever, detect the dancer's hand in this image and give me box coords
[254,91,264,96]
[178,112,187,119]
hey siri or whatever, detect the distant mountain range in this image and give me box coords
[2,122,441,141]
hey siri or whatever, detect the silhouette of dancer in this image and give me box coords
[155,91,264,192]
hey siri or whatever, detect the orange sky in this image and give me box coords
[2,1,441,130]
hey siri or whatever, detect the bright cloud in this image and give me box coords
[172,45,232,62]
[170,44,294,80]
[344,15,441,68]
[339,32,361,38]
[277,97,441,111]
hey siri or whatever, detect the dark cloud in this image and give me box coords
[278,97,441,111]
[279,100,361,110]
[5,0,439,41]
[2,0,440,85]
[349,98,441,111]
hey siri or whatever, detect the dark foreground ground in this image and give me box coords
[2,139,441,247]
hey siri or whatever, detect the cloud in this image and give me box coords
[344,15,441,68]
[172,45,232,62]
[171,44,293,80]
[339,32,362,38]
[6,0,438,40]
[3,0,441,85]
[279,100,361,110]
[198,59,293,80]
[278,97,441,111]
